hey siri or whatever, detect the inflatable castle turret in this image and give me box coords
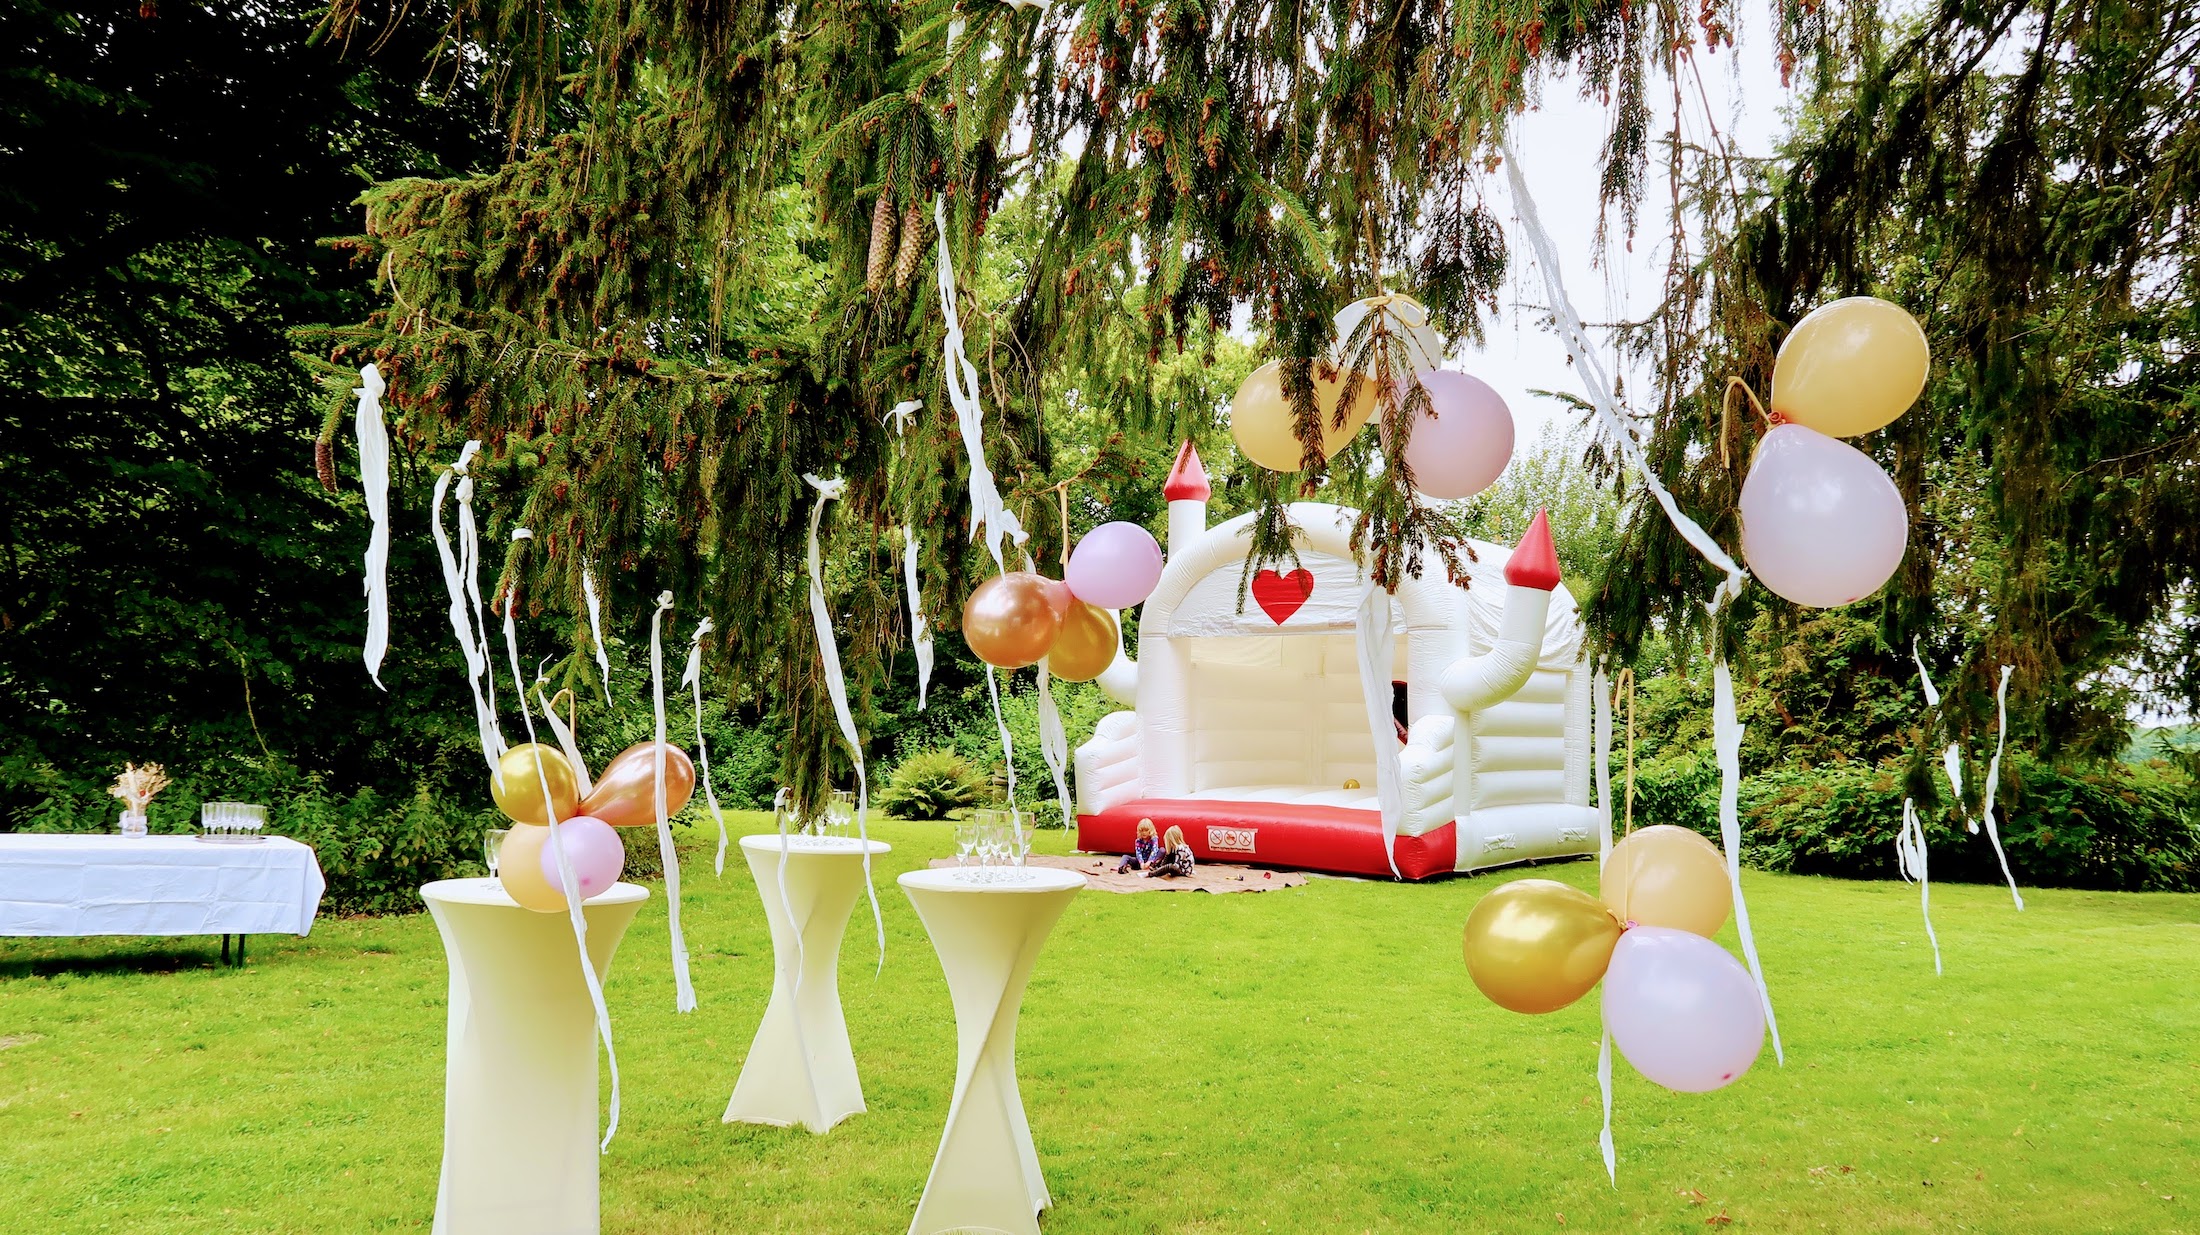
[1074,441,1598,880]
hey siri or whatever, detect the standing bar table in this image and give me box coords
[724,833,891,1133]
[898,866,1084,1235]
[421,878,649,1235]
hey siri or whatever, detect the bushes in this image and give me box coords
[1744,753,2199,893]
[877,749,988,821]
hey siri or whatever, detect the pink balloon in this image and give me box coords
[1065,521,1165,609]
[1601,926,1765,1093]
[538,815,626,899]
[1740,423,1908,607]
[1391,370,1515,499]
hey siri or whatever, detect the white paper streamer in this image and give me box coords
[933,197,1027,571]
[583,565,613,706]
[884,399,922,437]
[903,527,934,710]
[501,581,623,1151]
[1944,743,1969,831]
[430,443,504,775]
[1036,663,1072,829]
[1979,665,2024,910]
[1597,1029,1616,1185]
[354,364,391,688]
[1715,662,1782,1062]
[648,593,698,1012]
[803,475,887,970]
[459,462,502,739]
[1355,577,1405,877]
[682,618,729,876]
[1505,137,1779,1088]
[1895,798,1942,975]
[1911,636,1941,707]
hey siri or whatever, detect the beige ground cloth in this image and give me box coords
[925,852,1308,894]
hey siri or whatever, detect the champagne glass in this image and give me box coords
[828,789,855,840]
[484,828,509,882]
[954,823,978,871]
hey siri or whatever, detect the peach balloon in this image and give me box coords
[1229,361,1377,471]
[1771,296,1930,437]
[496,823,567,913]
[579,742,696,828]
[962,572,1065,669]
[1601,825,1732,938]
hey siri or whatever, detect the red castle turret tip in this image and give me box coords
[1504,508,1562,592]
[1163,439,1212,502]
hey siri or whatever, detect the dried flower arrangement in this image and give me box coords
[108,762,171,814]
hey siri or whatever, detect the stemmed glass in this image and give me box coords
[827,790,855,840]
[484,828,509,885]
[954,823,979,873]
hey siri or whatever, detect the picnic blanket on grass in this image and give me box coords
[927,852,1308,894]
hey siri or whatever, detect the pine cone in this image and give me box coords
[314,436,337,492]
[892,200,928,290]
[865,189,897,291]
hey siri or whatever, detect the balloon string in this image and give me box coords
[1616,668,1636,836]
[1056,483,1072,568]
[1718,377,1780,470]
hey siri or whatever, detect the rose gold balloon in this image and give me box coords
[579,741,696,828]
[1046,600,1118,683]
[962,572,1065,669]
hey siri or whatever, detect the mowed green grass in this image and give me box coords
[2,814,2194,1233]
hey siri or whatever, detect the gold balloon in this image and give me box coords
[490,743,580,826]
[961,572,1064,669]
[1229,360,1377,471]
[1462,878,1621,1014]
[496,824,567,913]
[579,742,696,828]
[1771,296,1930,437]
[1601,825,1732,938]
[1046,600,1118,683]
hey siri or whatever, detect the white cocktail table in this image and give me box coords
[898,865,1084,1235]
[724,833,891,1133]
[421,878,649,1235]
[0,834,325,965]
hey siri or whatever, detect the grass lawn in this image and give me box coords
[2,813,2194,1233]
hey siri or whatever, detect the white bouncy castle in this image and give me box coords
[1074,442,1603,879]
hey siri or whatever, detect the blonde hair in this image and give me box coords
[1135,818,1157,841]
[1162,825,1186,850]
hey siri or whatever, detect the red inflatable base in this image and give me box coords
[1077,800,1457,881]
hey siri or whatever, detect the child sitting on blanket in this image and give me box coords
[1145,825,1196,879]
[1116,819,1161,874]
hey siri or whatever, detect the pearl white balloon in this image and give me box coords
[1602,926,1765,1093]
[1333,294,1447,374]
[1740,424,1909,608]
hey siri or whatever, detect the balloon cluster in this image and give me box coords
[489,741,696,912]
[1462,826,1765,1093]
[1229,295,1515,500]
[961,523,1164,679]
[1741,296,1926,608]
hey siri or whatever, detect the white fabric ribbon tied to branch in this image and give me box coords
[648,592,699,1012]
[932,197,1026,573]
[583,565,614,706]
[803,475,887,970]
[354,364,391,688]
[1354,577,1405,877]
[682,618,730,876]
[430,442,505,775]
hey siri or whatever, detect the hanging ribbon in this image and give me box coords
[682,618,730,876]
[1594,664,1614,866]
[1502,137,1778,1078]
[884,399,921,437]
[932,197,1026,572]
[354,364,391,689]
[1597,1030,1616,1185]
[459,459,502,736]
[430,442,503,775]
[500,578,623,1151]
[1036,663,1072,829]
[647,593,698,1012]
[803,475,887,970]
[534,682,595,797]
[1895,799,1942,975]
[583,564,614,706]
[903,527,934,711]
[1979,666,2024,910]
[1354,577,1405,877]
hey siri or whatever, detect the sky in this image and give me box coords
[1459,17,1793,448]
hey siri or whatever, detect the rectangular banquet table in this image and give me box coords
[0,835,326,962]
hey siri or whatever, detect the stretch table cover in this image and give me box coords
[0,834,325,936]
[422,879,648,1235]
[899,866,1083,1235]
[725,834,892,1133]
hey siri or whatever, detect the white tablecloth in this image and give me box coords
[0,834,326,936]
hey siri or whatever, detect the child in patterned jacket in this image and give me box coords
[1145,825,1196,879]
[1116,818,1161,874]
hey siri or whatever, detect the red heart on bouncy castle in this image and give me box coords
[1251,568,1315,624]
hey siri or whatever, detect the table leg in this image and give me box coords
[725,845,868,1133]
[220,935,230,966]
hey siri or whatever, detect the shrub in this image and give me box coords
[878,749,989,821]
